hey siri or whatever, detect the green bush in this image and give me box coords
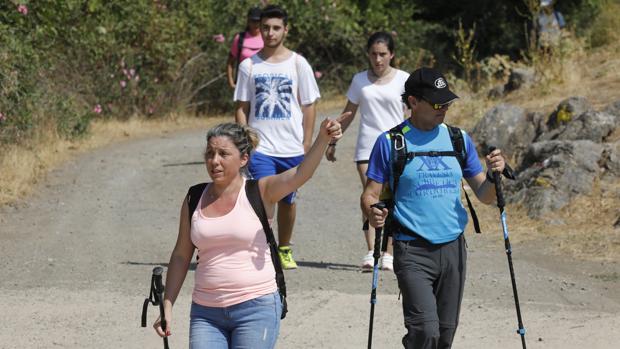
[0,0,613,146]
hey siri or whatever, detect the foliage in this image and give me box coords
[0,0,614,145]
[585,0,620,48]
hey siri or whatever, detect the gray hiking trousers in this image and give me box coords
[393,234,467,349]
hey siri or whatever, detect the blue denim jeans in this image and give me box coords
[189,291,282,349]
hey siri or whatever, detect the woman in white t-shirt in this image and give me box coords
[325,31,409,271]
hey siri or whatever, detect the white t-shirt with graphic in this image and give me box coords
[234,53,321,157]
[346,69,409,161]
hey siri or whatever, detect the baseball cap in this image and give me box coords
[247,7,261,21]
[403,67,459,105]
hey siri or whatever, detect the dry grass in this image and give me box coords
[0,96,347,207]
[454,38,620,262]
[449,39,620,131]
[316,94,347,116]
[0,113,228,206]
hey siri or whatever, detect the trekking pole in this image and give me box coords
[490,149,526,349]
[367,202,386,349]
[141,267,170,349]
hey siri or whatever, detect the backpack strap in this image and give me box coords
[446,125,482,234]
[234,31,246,82]
[245,179,288,319]
[446,125,466,169]
[388,124,408,198]
[388,124,482,235]
[186,183,208,223]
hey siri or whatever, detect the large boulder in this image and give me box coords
[546,96,593,129]
[471,103,537,159]
[539,110,617,142]
[604,99,620,119]
[506,140,603,218]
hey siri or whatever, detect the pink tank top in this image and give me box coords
[190,180,277,307]
[230,31,264,63]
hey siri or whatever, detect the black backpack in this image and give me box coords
[234,31,245,83]
[186,179,288,319]
[386,123,482,236]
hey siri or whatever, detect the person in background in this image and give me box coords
[538,0,566,51]
[226,7,264,89]
[326,31,409,272]
[234,5,322,270]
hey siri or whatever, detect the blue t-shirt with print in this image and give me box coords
[366,120,483,244]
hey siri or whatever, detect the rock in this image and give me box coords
[547,96,593,129]
[539,110,616,143]
[604,99,620,119]
[600,141,620,176]
[556,111,617,142]
[487,85,505,99]
[504,67,535,92]
[506,140,603,218]
[472,103,536,159]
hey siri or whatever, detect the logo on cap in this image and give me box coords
[434,78,447,89]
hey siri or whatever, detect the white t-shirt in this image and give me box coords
[347,69,409,161]
[234,52,321,157]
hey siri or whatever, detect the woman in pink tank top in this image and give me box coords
[153,117,343,348]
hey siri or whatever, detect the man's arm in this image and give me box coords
[361,179,388,228]
[301,103,316,154]
[235,101,250,125]
[465,148,506,205]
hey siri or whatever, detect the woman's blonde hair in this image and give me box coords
[205,122,259,159]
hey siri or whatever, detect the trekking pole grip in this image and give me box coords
[488,146,505,209]
[153,267,164,290]
[152,267,170,349]
[370,202,386,258]
[493,171,505,209]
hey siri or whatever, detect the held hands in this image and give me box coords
[485,148,506,176]
[319,118,342,142]
[324,111,353,162]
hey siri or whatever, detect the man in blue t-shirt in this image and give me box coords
[361,67,506,349]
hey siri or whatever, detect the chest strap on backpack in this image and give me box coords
[388,124,482,235]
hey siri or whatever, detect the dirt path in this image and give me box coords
[1,113,618,348]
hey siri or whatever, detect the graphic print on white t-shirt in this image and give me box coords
[254,74,293,120]
[233,53,321,157]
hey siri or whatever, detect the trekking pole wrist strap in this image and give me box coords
[486,170,496,183]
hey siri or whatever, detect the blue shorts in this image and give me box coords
[249,151,304,204]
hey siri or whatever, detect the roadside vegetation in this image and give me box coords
[1,0,618,258]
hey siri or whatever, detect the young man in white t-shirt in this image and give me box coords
[234,4,321,269]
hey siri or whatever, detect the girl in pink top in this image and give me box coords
[226,7,264,89]
[153,117,344,348]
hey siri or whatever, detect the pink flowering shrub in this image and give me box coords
[17,4,28,15]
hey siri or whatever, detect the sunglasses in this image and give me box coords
[422,97,454,110]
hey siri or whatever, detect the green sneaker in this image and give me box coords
[277,246,298,270]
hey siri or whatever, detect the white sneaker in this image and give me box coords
[381,253,394,271]
[361,250,374,271]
